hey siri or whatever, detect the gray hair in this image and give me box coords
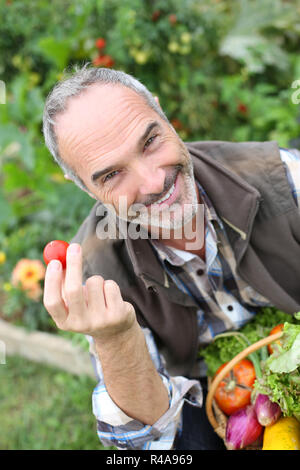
[42,63,169,193]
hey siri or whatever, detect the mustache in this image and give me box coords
[142,164,183,206]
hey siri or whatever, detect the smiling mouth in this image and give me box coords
[148,167,181,207]
[154,181,176,204]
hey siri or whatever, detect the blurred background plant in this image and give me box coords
[0,0,299,450]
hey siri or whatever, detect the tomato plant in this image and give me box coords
[43,240,69,269]
[214,359,256,416]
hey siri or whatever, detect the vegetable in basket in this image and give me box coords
[199,307,299,377]
[254,321,300,422]
[262,416,300,450]
[225,320,300,450]
[258,316,300,450]
[254,393,281,426]
[267,323,284,354]
[214,359,256,415]
[225,404,263,450]
[205,309,300,450]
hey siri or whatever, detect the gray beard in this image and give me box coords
[117,158,199,233]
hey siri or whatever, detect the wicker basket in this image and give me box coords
[205,331,283,450]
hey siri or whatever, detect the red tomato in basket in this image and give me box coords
[43,240,69,269]
[267,323,284,355]
[214,359,256,416]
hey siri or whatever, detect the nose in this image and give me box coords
[136,164,165,196]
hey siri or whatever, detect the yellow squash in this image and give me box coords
[262,416,300,450]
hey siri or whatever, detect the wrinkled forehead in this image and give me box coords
[54,83,153,138]
[54,82,157,164]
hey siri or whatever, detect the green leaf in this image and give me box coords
[0,191,15,231]
[37,37,72,69]
[0,123,35,171]
[295,312,300,321]
[219,0,290,72]
[269,332,300,373]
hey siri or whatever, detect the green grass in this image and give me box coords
[0,355,115,450]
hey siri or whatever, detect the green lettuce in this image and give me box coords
[199,307,299,377]
[268,328,300,374]
[254,322,300,420]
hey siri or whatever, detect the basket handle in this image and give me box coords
[205,331,283,430]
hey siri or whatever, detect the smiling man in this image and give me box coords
[42,64,300,450]
[48,72,201,244]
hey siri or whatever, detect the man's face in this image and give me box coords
[55,83,198,232]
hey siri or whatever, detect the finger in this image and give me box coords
[43,259,68,325]
[103,280,123,311]
[61,269,78,310]
[64,243,85,316]
[83,283,89,306]
[85,275,106,313]
[61,269,68,307]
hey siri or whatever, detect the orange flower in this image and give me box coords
[26,283,43,301]
[11,259,45,292]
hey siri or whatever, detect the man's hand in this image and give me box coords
[43,243,136,341]
[44,242,169,425]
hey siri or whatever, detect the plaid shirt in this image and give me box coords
[89,147,300,450]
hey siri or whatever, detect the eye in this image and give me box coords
[144,134,157,150]
[103,170,119,183]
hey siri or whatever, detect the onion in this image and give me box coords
[254,393,281,426]
[225,405,263,450]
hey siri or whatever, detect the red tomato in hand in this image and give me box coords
[267,323,284,355]
[43,240,69,269]
[214,359,256,416]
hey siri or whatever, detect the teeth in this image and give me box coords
[155,183,175,204]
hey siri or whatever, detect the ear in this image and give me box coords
[154,95,160,107]
[64,174,72,181]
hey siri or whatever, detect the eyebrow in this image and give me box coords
[91,121,161,186]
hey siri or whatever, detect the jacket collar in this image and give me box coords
[190,143,262,242]
[124,142,262,286]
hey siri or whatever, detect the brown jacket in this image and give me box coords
[71,140,300,377]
